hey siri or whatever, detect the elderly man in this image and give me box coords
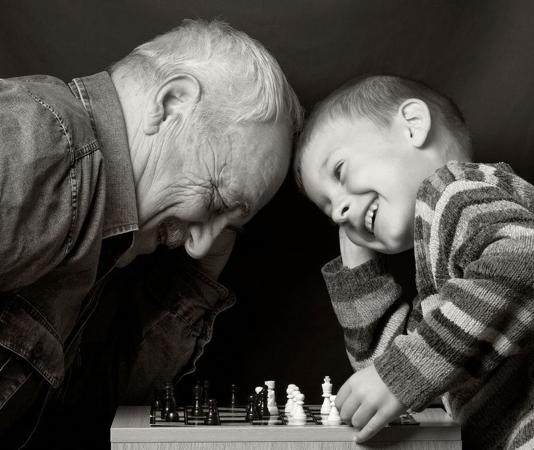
[0,19,302,449]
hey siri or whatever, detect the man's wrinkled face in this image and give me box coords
[118,120,290,267]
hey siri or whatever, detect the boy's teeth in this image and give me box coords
[365,199,379,233]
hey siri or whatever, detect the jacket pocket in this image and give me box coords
[0,293,65,389]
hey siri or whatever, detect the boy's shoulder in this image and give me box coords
[417,160,532,211]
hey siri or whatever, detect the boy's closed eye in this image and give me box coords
[333,161,344,180]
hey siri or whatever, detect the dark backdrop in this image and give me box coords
[2,0,534,407]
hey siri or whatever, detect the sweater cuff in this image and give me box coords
[322,255,388,302]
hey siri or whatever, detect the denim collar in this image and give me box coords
[68,72,139,239]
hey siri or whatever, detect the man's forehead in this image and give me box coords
[224,121,291,211]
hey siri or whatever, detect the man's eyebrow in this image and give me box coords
[221,191,252,218]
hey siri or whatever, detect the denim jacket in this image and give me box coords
[0,72,235,448]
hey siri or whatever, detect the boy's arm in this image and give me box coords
[322,228,411,371]
[375,178,534,414]
[323,228,410,442]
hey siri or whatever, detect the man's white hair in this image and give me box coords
[110,19,302,133]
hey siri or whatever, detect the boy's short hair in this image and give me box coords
[294,74,474,190]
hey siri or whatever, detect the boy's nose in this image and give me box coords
[332,200,351,225]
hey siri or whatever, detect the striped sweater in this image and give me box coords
[322,161,534,450]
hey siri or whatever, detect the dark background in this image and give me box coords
[2,0,534,408]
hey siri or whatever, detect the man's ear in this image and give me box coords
[143,74,201,135]
[397,99,431,148]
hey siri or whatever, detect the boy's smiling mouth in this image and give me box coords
[364,197,379,234]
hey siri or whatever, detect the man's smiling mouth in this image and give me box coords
[364,198,379,234]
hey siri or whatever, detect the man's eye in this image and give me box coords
[333,162,344,180]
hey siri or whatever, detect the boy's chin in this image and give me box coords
[374,237,414,255]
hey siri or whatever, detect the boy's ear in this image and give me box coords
[397,99,431,148]
[143,73,201,135]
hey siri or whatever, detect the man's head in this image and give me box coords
[295,74,473,254]
[110,19,302,265]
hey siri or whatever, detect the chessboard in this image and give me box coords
[111,406,461,449]
[150,404,420,427]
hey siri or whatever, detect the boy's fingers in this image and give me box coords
[338,394,361,424]
[350,403,376,430]
[335,379,352,407]
[354,412,389,443]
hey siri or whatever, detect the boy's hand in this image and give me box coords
[336,364,407,443]
[339,227,376,268]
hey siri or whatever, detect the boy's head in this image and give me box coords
[294,74,474,254]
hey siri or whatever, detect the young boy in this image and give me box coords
[294,74,534,450]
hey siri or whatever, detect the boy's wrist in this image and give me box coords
[339,227,377,268]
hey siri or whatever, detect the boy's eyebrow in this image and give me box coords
[320,147,341,170]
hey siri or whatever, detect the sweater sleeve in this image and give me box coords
[375,175,534,411]
[322,254,410,371]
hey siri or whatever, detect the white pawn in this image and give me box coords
[291,388,301,416]
[291,393,307,425]
[321,376,333,414]
[285,384,296,414]
[265,380,279,414]
[327,395,342,425]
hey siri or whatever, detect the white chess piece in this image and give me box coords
[285,384,296,414]
[291,388,301,416]
[291,393,307,425]
[320,376,333,414]
[265,380,279,414]
[327,395,342,425]
[255,386,263,395]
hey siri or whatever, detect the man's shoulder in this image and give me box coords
[0,75,98,156]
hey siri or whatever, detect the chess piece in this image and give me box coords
[245,394,259,421]
[320,376,333,414]
[204,399,220,425]
[152,387,163,414]
[230,384,238,408]
[291,393,307,426]
[163,383,179,422]
[191,383,204,417]
[265,380,279,414]
[285,384,296,415]
[258,384,270,418]
[327,395,342,425]
[203,380,211,406]
[291,388,301,416]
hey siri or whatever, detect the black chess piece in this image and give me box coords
[204,399,220,425]
[203,380,210,406]
[191,383,204,417]
[150,387,162,424]
[245,394,259,421]
[259,385,270,418]
[162,382,180,422]
[255,385,270,419]
[152,387,163,414]
[230,384,238,408]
